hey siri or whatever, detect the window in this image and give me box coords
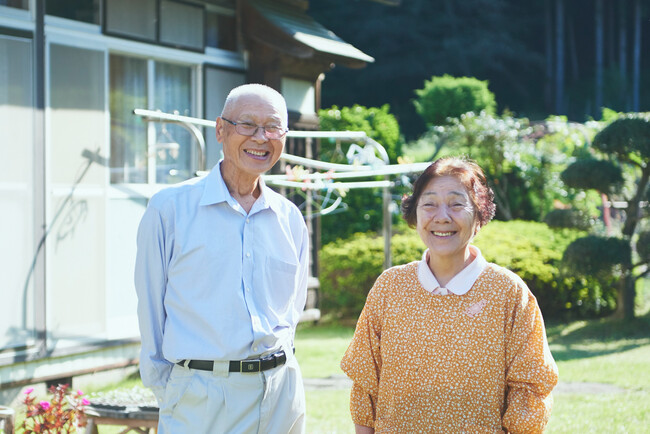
[46,0,99,24]
[109,54,195,184]
[204,66,245,166]
[206,10,237,51]
[105,0,206,51]
[153,61,193,183]
[0,0,28,10]
[160,0,204,51]
[105,0,157,42]
[109,55,148,184]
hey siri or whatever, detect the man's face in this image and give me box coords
[216,93,286,178]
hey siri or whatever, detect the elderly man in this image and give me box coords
[135,83,309,433]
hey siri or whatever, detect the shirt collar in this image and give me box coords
[417,245,487,295]
[198,160,282,214]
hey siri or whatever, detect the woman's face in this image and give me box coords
[416,175,479,265]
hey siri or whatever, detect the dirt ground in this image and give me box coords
[303,376,626,394]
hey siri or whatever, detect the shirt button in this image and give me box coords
[253,346,258,352]
[246,218,250,224]
[246,252,251,258]
[246,287,251,292]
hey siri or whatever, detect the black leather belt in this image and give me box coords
[177,350,287,373]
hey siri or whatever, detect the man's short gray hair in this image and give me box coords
[221,83,288,123]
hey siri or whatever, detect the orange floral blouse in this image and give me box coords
[340,261,558,433]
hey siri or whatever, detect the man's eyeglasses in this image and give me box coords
[222,117,289,140]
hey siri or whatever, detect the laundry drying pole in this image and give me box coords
[133,108,430,270]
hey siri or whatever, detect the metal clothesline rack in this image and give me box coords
[133,108,431,269]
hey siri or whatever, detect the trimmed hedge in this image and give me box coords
[319,220,616,320]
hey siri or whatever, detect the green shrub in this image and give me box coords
[318,104,402,163]
[413,74,496,126]
[319,220,616,320]
[474,221,616,317]
[319,232,421,318]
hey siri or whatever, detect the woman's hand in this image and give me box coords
[355,424,375,434]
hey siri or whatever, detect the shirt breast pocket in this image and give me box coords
[264,256,299,313]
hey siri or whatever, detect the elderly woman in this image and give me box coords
[341,157,558,433]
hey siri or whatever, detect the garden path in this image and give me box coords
[303,376,626,394]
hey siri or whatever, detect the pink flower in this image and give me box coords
[24,387,34,395]
[39,400,51,411]
[285,165,296,181]
[77,390,84,396]
[81,398,90,406]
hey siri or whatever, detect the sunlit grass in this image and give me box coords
[295,323,354,379]
[546,392,650,433]
[306,389,353,434]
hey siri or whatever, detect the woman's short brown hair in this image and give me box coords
[401,157,496,228]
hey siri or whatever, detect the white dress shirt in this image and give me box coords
[135,161,309,401]
[417,245,487,295]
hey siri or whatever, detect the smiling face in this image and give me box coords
[416,175,479,268]
[216,92,287,181]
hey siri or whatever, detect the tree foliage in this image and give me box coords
[544,208,592,231]
[406,112,591,221]
[413,74,496,126]
[308,0,543,139]
[561,159,623,194]
[562,236,631,275]
[592,113,650,162]
[319,104,402,163]
[310,1,650,139]
[559,113,650,319]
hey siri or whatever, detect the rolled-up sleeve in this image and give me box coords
[340,282,384,429]
[502,287,559,433]
[134,202,174,404]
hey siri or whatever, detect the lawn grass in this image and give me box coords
[294,323,354,379]
[544,313,650,432]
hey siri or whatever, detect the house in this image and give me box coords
[0,0,372,401]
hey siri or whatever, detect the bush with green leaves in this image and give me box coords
[475,221,616,317]
[413,74,496,127]
[319,232,422,319]
[319,104,402,163]
[319,221,616,320]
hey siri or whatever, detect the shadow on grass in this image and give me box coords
[549,342,647,362]
[546,311,650,362]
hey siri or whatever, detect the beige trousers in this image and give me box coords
[157,353,305,434]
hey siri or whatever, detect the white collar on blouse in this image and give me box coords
[417,245,487,295]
